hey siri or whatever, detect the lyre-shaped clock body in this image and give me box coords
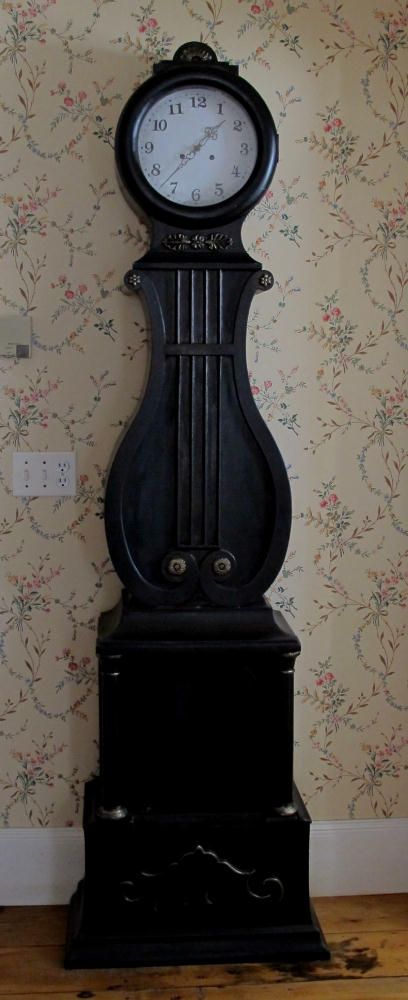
[104,41,291,608]
[65,42,329,969]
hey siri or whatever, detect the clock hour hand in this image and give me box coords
[161,120,225,188]
[160,149,198,187]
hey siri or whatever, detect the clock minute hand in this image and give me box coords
[161,120,225,188]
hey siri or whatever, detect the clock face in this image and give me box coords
[135,85,258,208]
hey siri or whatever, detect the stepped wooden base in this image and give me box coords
[66,882,327,967]
[65,781,329,968]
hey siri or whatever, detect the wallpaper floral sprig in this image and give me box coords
[0,0,407,826]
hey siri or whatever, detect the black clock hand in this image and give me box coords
[161,121,225,187]
[161,148,199,186]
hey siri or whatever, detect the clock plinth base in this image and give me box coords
[65,780,329,968]
[66,604,329,968]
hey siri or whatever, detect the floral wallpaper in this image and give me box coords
[0,0,407,828]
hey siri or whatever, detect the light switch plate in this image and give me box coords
[0,315,32,358]
[13,452,76,496]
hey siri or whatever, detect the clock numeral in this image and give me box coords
[232,165,240,177]
[144,141,154,153]
[169,102,183,115]
[240,142,249,155]
[191,96,207,108]
[151,163,161,176]
[215,183,224,197]
[153,119,167,131]
[191,188,201,202]
[233,120,243,131]
[170,181,178,194]
[217,102,224,115]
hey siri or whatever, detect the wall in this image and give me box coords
[0,0,407,828]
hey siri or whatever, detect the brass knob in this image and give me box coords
[167,556,187,577]
[213,556,232,577]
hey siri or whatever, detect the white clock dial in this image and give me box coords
[135,85,258,207]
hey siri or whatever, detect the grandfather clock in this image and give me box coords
[65,42,329,967]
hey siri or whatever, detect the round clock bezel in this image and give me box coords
[115,65,278,228]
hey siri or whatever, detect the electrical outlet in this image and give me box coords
[13,452,76,496]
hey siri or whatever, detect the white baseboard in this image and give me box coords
[1,828,84,905]
[310,819,408,896]
[1,820,407,905]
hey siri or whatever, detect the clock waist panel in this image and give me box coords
[137,266,257,347]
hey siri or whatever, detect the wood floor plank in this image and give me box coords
[1,899,408,999]
[0,906,66,948]
[1,979,408,999]
[313,895,408,934]
[0,930,408,993]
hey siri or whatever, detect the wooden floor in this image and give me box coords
[0,895,408,998]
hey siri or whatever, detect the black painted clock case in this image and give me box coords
[65,42,329,968]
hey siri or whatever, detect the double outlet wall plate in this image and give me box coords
[12,452,76,496]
